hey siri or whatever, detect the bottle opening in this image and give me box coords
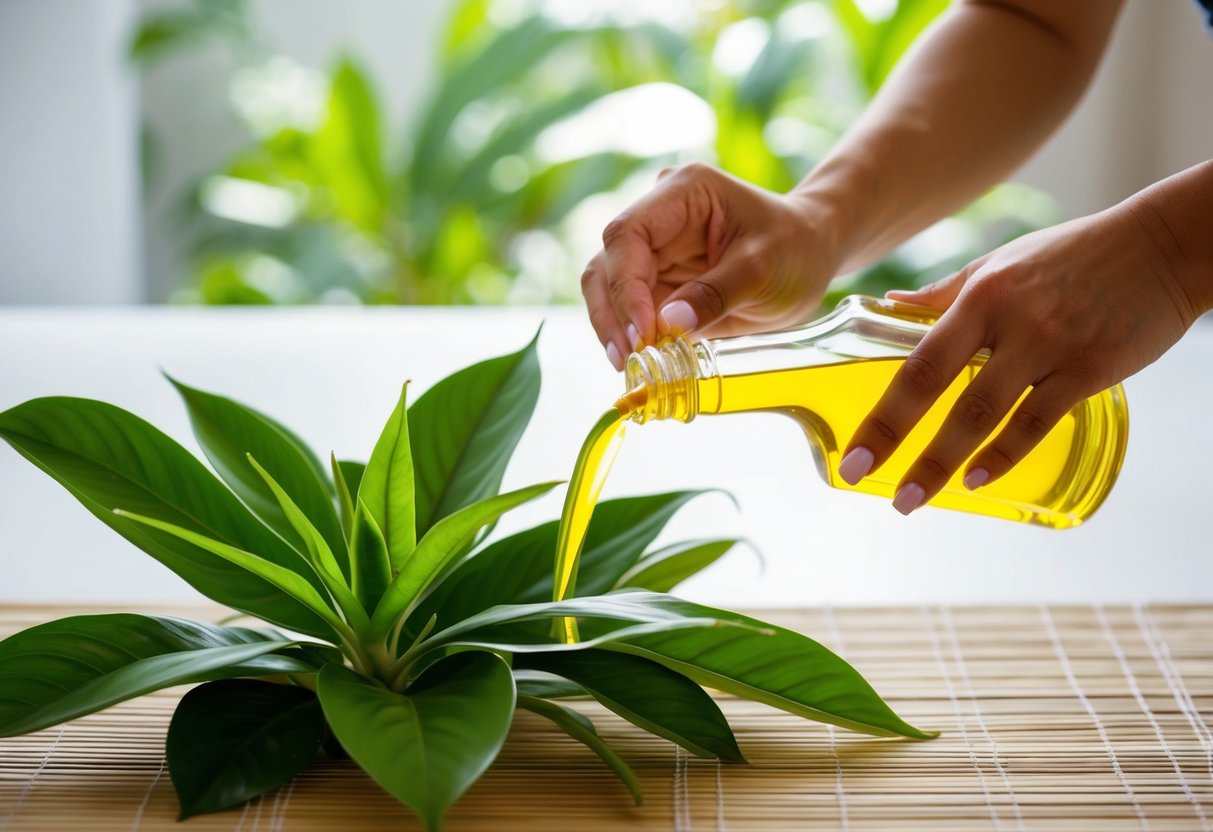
[620,336,702,423]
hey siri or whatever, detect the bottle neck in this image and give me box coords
[620,336,718,424]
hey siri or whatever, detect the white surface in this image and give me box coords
[1,306,1210,607]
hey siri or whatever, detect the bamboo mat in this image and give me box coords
[1,603,1210,831]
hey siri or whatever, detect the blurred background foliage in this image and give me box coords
[130,0,1057,309]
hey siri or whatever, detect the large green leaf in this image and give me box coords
[410,491,713,636]
[601,594,936,740]
[613,539,744,593]
[116,510,351,640]
[359,384,416,571]
[407,334,541,536]
[370,482,560,638]
[168,679,325,819]
[0,397,333,639]
[168,377,344,563]
[517,694,642,804]
[518,650,742,761]
[317,652,516,832]
[0,614,306,737]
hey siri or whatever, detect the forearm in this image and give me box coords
[792,0,1123,273]
[1119,160,1213,324]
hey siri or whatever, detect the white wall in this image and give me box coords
[0,0,141,304]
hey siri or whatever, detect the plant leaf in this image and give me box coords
[614,539,744,593]
[168,679,325,819]
[517,650,743,761]
[359,383,416,571]
[0,614,304,737]
[512,670,585,699]
[349,499,392,613]
[116,510,350,638]
[599,594,937,740]
[331,453,356,545]
[410,491,714,635]
[408,333,541,536]
[317,652,516,832]
[517,695,642,804]
[0,397,334,639]
[246,455,370,633]
[338,460,366,499]
[168,376,345,563]
[312,57,388,233]
[370,481,560,637]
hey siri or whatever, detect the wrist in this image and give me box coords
[1119,161,1213,323]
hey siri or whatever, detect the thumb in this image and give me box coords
[656,250,759,336]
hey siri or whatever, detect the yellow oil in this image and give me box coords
[691,357,1127,529]
[552,408,627,643]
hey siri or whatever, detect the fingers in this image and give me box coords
[580,253,630,370]
[886,265,975,311]
[655,246,763,337]
[888,355,1035,514]
[963,377,1076,490]
[839,309,987,488]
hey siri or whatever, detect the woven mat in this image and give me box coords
[0,604,1210,831]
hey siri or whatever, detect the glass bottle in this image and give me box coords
[619,295,1128,529]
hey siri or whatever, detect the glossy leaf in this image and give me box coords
[349,499,392,613]
[168,679,325,819]
[517,695,642,804]
[331,452,356,544]
[0,614,305,737]
[599,594,936,740]
[408,334,541,535]
[247,455,369,633]
[168,376,344,562]
[338,460,366,500]
[318,652,516,832]
[116,510,350,638]
[410,491,713,637]
[512,670,585,700]
[359,383,416,571]
[614,539,744,593]
[0,397,333,639]
[517,650,742,761]
[370,481,560,637]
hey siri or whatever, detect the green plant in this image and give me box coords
[132,0,1055,308]
[0,337,934,829]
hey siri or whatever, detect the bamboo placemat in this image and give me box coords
[1,603,1210,831]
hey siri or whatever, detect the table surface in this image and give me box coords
[1,602,1211,831]
[1,306,1211,607]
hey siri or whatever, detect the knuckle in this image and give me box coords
[688,279,727,320]
[982,443,1016,473]
[954,389,999,433]
[900,353,944,397]
[1010,406,1051,439]
[579,263,597,291]
[914,455,951,484]
[866,416,900,447]
[601,214,634,247]
[679,161,713,180]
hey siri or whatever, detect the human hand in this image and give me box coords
[838,203,1205,515]
[582,163,842,369]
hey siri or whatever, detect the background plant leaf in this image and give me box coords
[168,679,325,819]
[0,397,334,639]
[613,539,745,593]
[407,334,540,536]
[0,614,305,737]
[317,652,516,832]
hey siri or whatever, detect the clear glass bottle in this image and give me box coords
[619,294,1128,529]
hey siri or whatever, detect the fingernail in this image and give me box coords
[605,342,624,371]
[893,482,926,516]
[838,446,874,485]
[964,467,989,490]
[659,300,697,334]
[626,323,641,350]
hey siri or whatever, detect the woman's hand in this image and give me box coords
[582,163,842,369]
[838,198,1209,515]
